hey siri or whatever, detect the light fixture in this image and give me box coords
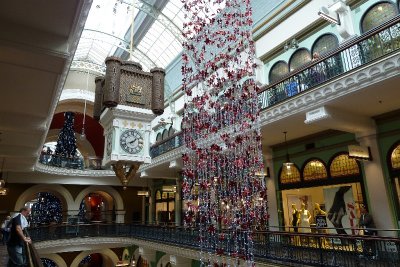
[0,158,5,189]
[284,38,299,51]
[283,131,294,170]
[80,71,89,141]
[318,6,340,25]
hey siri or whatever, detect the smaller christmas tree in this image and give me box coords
[54,112,77,158]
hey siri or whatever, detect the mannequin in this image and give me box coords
[297,202,311,233]
[291,203,299,232]
[314,203,326,216]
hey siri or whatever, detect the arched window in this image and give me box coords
[289,48,311,71]
[390,143,400,169]
[168,126,175,137]
[361,2,398,33]
[269,61,289,83]
[329,153,360,178]
[312,34,339,56]
[303,159,328,181]
[162,129,168,140]
[280,165,301,184]
[156,133,162,142]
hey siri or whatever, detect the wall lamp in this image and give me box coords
[318,6,340,25]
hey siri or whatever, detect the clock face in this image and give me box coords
[119,129,144,154]
[106,132,112,155]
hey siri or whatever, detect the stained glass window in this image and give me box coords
[312,34,339,56]
[303,159,328,181]
[289,48,311,71]
[391,144,400,169]
[156,133,161,142]
[269,61,289,83]
[330,154,360,177]
[361,2,398,33]
[280,165,301,184]
[162,129,168,140]
[168,126,175,137]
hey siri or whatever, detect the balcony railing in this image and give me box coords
[150,133,183,158]
[258,15,400,110]
[29,223,400,266]
[38,154,103,170]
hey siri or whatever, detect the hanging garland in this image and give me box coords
[181,0,268,266]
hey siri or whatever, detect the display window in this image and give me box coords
[155,190,175,223]
[278,153,366,234]
[388,142,400,227]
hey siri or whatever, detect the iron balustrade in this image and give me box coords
[257,15,400,110]
[150,133,183,158]
[29,223,400,266]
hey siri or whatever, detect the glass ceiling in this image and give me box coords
[73,0,185,73]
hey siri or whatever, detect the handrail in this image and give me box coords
[24,229,44,267]
[258,14,400,93]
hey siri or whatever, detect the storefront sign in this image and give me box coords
[348,145,372,160]
[315,215,327,228]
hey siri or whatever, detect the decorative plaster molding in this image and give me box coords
[34,162,115,176]
[59,89,95,103]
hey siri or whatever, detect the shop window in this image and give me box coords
[269,61,289,83]
[390,144,400,169]
[289,48,311,71]
[361,2,398,33]
[303,159,328,181]
[280,165,301,184]
[329,154,360,177]
[312,34,339,56]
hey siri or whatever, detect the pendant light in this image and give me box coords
[283,131,294,170]
[80,70,89,141]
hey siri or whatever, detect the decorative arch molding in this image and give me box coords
[157,254,171,267]
[15,184,74,213]
[70,248,119,267]
[41,254,68,267]
[74,185,124,211]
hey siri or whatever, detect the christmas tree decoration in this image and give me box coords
[31,192,63,225]
[181,1,268,266]
[54,112,77,158]
[41,258,57,267]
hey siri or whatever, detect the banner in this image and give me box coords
[323,186,356,235]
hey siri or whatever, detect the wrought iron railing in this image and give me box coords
[150,133,183,158]
[29,223,400,266]
[257,15,400,109]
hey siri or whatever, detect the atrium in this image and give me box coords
[0,0,400,266]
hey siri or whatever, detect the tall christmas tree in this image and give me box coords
[54,112,77,158]
[31,192,63,225]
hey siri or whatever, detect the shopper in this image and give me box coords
[1,215,11,245]
[7,207,32,267]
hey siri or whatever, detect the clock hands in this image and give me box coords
[128,138,137,145]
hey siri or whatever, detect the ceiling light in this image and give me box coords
[137,191,149,197]
[283,131,293,170]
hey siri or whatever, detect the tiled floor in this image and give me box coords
[0,244,8,266]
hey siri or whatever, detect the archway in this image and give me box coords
[41,254,68,267]
[70,249,119,267]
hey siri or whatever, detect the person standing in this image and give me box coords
[1,215,11,245]
[359,204,376,236]
[7,207,32,267]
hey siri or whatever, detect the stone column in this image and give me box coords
[265,148,279,230]
[149,185,155,224]
[175,177,182,226]
[357,132,397,236]
[141,196,146,224]
[115,210,126,223]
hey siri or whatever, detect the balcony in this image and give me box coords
[29,223,400,266]
[150,132,183,158]
[257,15,400,110]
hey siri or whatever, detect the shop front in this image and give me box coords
[278,152,367,235]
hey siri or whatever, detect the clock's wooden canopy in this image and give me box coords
[93,57,165,120]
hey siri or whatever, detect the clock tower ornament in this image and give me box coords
[94,57,165,188]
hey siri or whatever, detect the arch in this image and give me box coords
[70,248,119,267]
[312,33,339,56]
[388,142,400,170]
[15,184,74,214]
[302,158,328,181]
[329,153,361,178]
[41,254,68,267]
[74,185,124,211]
[289,48,311,71]
[268,60,289,84]
[279,165,301,184]
[360,1,398,33]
